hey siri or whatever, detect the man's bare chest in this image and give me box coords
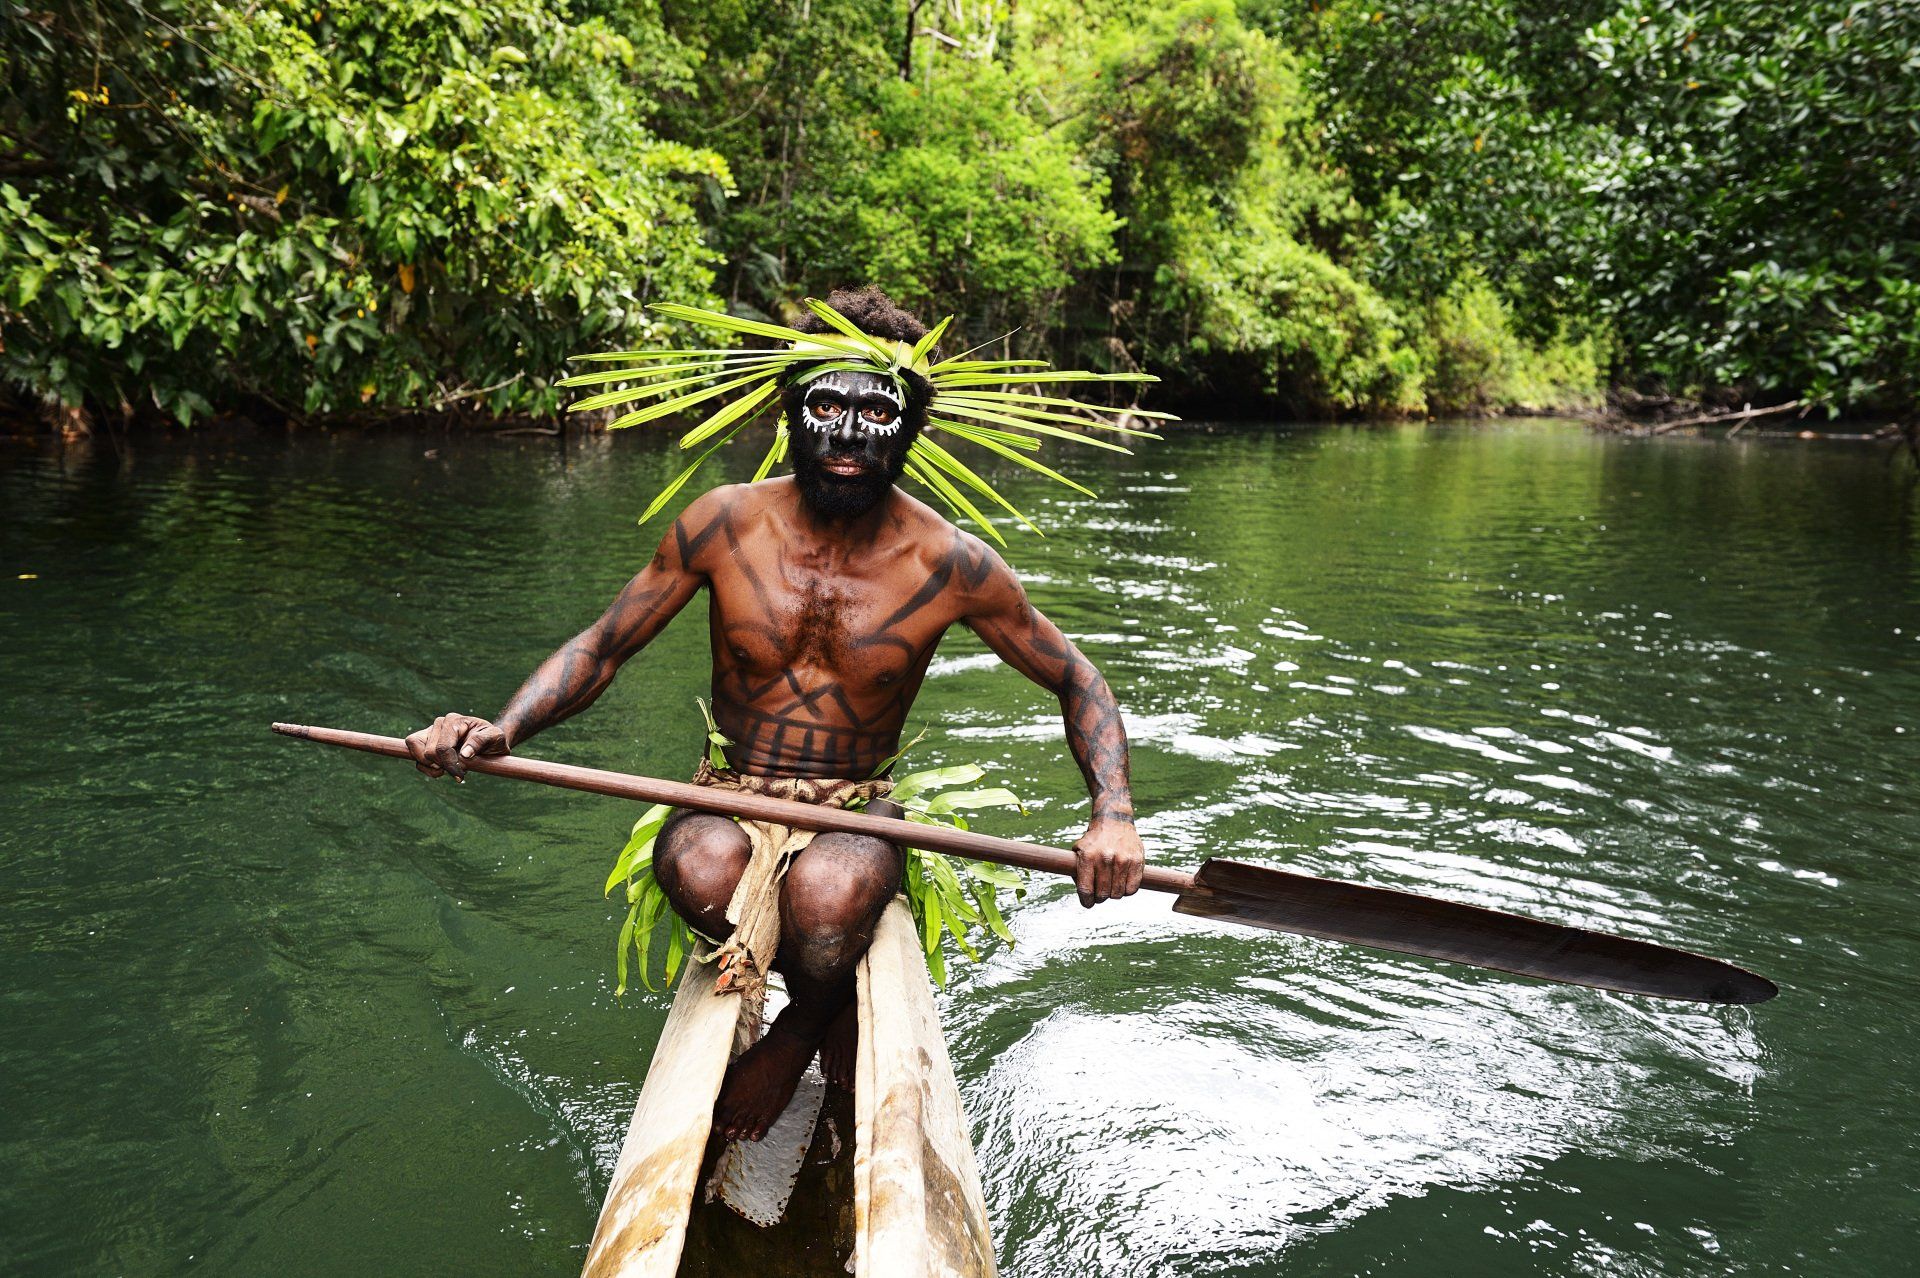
[707,559,954,679]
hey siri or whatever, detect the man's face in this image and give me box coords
[790,369,917,519]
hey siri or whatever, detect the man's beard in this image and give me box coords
[792,441,913,519]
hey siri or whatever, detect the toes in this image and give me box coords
[713,1090,759,1143]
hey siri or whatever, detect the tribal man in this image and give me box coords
[405,287,1144,1143]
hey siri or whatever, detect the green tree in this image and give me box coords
[0,0,728,425]
[654,0,1116,340]
[1031,0,1427,413]
[1307,0,1920,411]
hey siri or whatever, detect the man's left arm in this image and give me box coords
[962,544,1144,906]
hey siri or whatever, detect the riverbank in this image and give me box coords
[6,399,1912,460]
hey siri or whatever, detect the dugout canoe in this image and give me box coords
[580,897,997,1277]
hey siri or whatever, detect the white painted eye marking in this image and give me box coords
[800,370,903,434]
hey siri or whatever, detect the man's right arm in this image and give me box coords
[406,489,732,778]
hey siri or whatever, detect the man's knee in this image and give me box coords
[654,812,749,934]
[780,834,901,976]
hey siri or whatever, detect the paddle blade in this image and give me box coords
[1173,859,1777,1005]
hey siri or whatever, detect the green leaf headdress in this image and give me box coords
[559,297,1175,545]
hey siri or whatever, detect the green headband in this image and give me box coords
[783,346,910,404]
[560,296,1175,545]
[789,336,931,378]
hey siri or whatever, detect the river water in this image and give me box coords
[3,420,1915,1275]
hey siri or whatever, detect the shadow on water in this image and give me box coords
[2,419,1916,1275]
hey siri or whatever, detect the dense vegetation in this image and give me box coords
[2,0,1913,426]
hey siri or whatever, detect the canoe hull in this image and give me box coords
[854,901,997,1276]
[676,1088,856,1277]
[580,898,995,1278]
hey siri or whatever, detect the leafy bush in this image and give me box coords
[1030,0,1428,411]
[778,67,1118,326]
[1424,279,1605,415]
[5,0,1910,424]
[1,0,728,424]
[652,0,1116,341]
[1171,217,1427,415]
[1309,0,1920,413]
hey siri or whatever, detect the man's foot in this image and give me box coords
[818,1000,858,1092]
[713,1023,818,1143]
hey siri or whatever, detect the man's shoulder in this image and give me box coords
[886,496,1018,602]
[880,489,982,556]
[680,479,781,527]
[660,482,773,566]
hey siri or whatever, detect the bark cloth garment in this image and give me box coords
[688,757,895,1057]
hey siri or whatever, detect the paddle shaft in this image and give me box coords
[274,721,1778,1003]
[272,722,1194,893]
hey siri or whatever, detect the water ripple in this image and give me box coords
[4,422,1918,1275]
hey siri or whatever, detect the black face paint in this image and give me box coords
[789,369,919,519]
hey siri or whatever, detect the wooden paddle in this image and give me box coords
[272,722,1778,1005]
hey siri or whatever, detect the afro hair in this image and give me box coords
[793,285,931,348]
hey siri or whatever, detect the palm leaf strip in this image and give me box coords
[911,435,1043,535]
[563,298,1175,534]
[929,418,1097,496]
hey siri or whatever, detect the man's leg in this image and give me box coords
[652,811,750,940]
[712,831,902,1141]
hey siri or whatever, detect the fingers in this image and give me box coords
[461,722,509,761]
[408,714,501,781]
[428,715,468,780]
[1074,837,1146,906]
[1076,844,1118,906]
[1112,841,1143,898]
[1074,843,1098,908]
[405,727,442,778]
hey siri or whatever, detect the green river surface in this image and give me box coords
[3,419,1916,1276]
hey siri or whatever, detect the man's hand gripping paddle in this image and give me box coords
[274,722,1778,1005]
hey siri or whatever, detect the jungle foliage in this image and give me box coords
[1307,0,1920,412]
[1,0,728,423]
[3,0,1915,425]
